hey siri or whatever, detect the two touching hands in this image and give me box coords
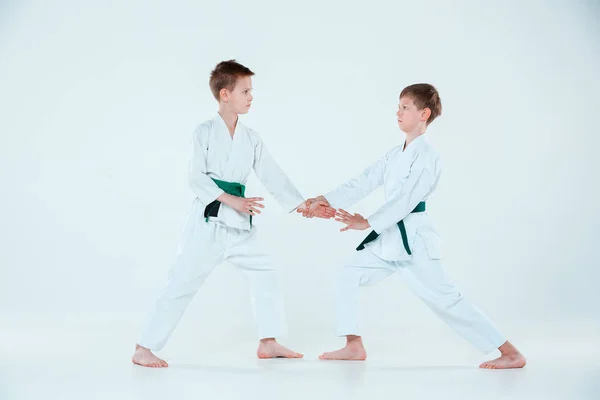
[222,193,370,231]
[296,196,371,232]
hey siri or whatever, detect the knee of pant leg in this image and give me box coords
[160,276,204,301]
[336,266,372,288]
[240,254,276,272]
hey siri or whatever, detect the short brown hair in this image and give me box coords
[400,83,442,125]
[209,59,254,101]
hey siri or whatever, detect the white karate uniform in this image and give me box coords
[324,135,506,353]
[138,114,305,351]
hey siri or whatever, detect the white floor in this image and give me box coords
[2,313,599,400]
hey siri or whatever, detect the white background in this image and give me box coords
[1,1,599,399]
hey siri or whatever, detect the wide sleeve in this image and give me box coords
[188,127,225,204]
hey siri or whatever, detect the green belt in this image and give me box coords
[205,178,252,228]
[356,202,426,255]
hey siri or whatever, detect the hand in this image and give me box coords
[297,196,336,219]
[335,209,370,232]
[219,193,265,216]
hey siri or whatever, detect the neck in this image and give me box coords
[218,107,238,135]
[404,125,427,149]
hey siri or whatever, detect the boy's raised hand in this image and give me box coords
[335,209,370,232]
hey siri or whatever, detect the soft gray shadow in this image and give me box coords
[372,365,477,371]
[168,363,265,375]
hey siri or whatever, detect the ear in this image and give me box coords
[421,108,431,122]
[219,88,229,102]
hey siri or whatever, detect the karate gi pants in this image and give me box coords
[138,204,285,351]
[335,233,506,353]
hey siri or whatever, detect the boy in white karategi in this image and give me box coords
[305,84,526,369]
[132,60,335,368]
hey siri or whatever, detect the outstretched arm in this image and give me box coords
[253,134,335,219]
[333,154,440,233]
[320,152,389,211]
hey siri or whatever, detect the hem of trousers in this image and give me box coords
[478,335,508,354]
[137,339,164,352]
[258,329,287,340]
[335,329,359,337]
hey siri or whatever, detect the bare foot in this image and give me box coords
[480,341,526,369]
[132,344,169,368]
[257,338,303,359]
[479,353,526,369]
[319,335,367,360]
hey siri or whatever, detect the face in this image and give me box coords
[221,76,253,114]
[396,96,429,133]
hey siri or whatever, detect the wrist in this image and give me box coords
[217,192,235,206]
[316,195,329,204]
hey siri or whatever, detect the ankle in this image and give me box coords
[346,335,363,347]
[260,338,276,344]
[498,341,520,356]
[135,344,153,354]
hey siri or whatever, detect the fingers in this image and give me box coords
[335,213,352,223]
[244,199,264,215]
[308,203,337,218]
[318,211,336,219]
[299,203,356,226]
[335,219,350,225]
[310,200,329,207]
[300,203,340,219]
[336,209,352,218]
[238,198,265,215]
[298,208,311,218]
[308,201,328,213]
[314,207,337,219]
[249,207,261,215]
